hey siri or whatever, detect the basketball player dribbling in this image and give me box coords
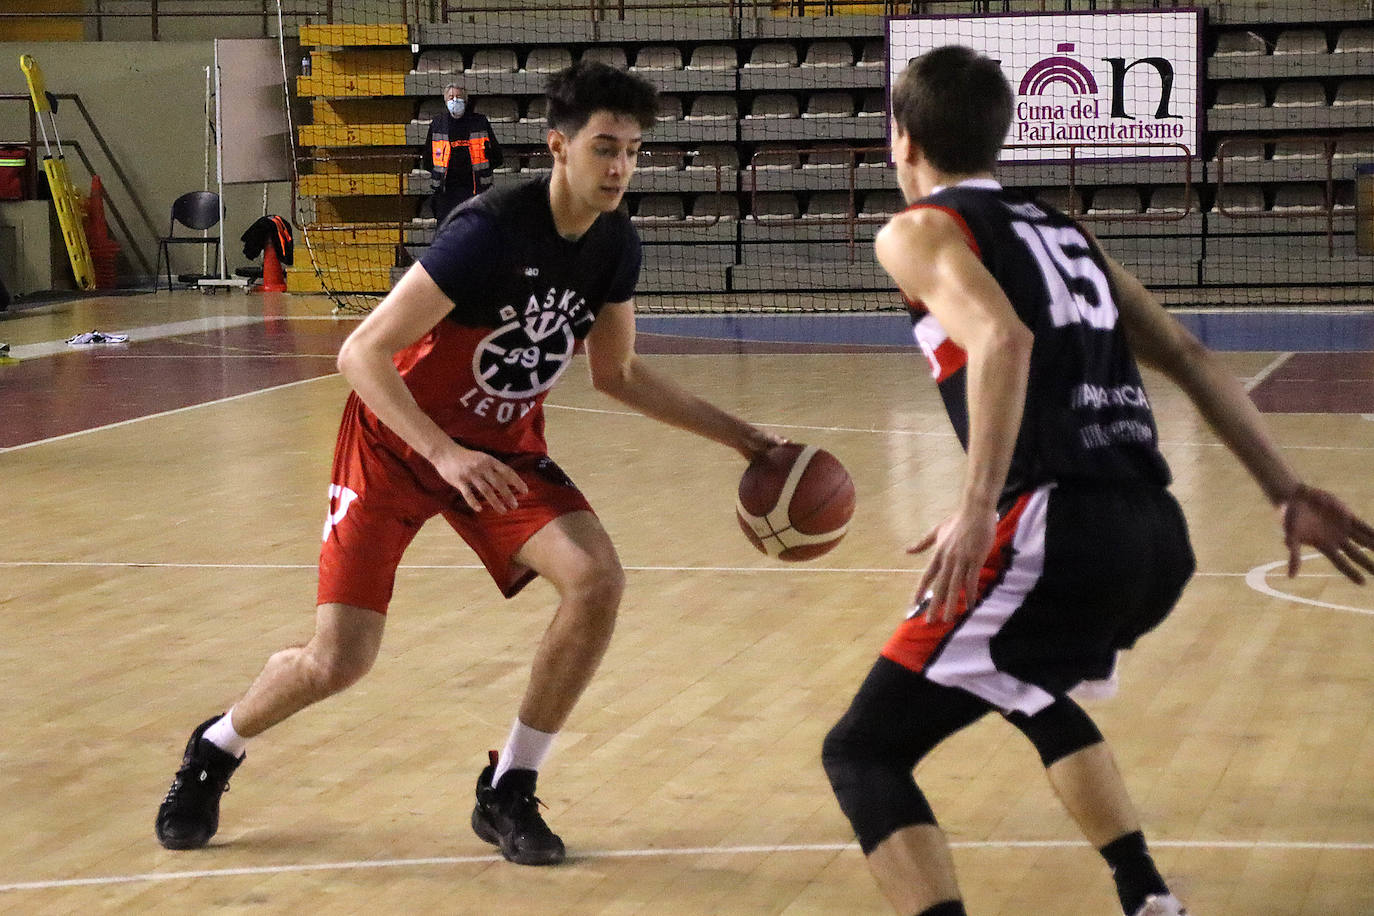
[820,46,1374,916]
[155,61,781,865]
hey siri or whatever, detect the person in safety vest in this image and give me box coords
[424,83,505,223]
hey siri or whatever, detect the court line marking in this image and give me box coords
[4,369,1371,453]
[2,838,1369,893]
[0,375,337,455]
[1245,555,1374,616]
[0,560,1291,578]
[6,315,268,360]
[548,404,1374,451]
[1243,351,1293,393]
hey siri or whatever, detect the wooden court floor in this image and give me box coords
[1,292,1371,914]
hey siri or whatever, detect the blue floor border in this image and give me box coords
[638,309,1374,352]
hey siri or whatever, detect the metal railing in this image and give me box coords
[0,0,1218,39]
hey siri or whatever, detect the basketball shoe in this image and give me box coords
[470,750,565,865]
[1132,893,1190,916]
[155,715,244,850]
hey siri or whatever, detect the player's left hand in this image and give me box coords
[908,507,998,623]
[1281,484,1374,583]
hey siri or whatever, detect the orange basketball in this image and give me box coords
[737,443,855,561]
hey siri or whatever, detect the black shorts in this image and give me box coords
[881,481,1195,715]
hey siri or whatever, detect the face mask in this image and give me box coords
[446,98,465,118]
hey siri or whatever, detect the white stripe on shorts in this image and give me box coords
[924,484,1057,716]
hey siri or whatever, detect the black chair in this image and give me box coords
[155,191,221,290]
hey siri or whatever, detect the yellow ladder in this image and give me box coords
[19,54,95,291]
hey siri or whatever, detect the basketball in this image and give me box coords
[736,443,855,561]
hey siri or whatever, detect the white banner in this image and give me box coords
[887,11,1201,162]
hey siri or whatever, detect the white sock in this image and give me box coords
[202,707,248,757]
[493,719,557,786]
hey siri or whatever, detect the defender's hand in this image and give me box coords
[908,507,998,623]
[1282,484,1374,584]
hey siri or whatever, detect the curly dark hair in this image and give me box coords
[545,60,660,135]
[892,45,1012,174]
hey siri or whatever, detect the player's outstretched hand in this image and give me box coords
[434,444,529,514]
[1282,484,1374,583]
[908,507,998,623]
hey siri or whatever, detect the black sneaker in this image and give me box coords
[470,750,565,865]
[155,715,244,850]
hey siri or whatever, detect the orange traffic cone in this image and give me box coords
[262,244,287,292]
[85,174,119,290]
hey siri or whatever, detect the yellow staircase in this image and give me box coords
[293,24,416,297]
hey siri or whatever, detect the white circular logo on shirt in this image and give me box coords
[471,313,575,399]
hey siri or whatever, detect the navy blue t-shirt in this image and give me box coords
[420,177,640,322]
[390,177,641,454]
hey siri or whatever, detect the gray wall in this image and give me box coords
[0,40,294,286]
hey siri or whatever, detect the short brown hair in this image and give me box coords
[546,61,659,135]
[891,45,1012,174]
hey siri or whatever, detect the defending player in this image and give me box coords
[155,61,780,865]
[821,46,1374,916]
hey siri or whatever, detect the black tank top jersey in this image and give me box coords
[905,180,1171,498]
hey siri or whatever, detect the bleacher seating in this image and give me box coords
[1273,29,1327,55]
[802,41,853,68]
[859,191,903,218]
[745,43,797,69]
[1334,79,1374,106]
[856,39,883,68]
[632,46,682,72]
[298,12,1373,299]
[751,192,799,220]
[633,194,686,222]
[656,96,684,120]
[1335,27,1374,53]
[747,94,800,119]
[1272,183,1328,210]
[1089,187,1144,215]
[805,191,853,219]
[1146,186,1196,213]
[475,96,519,122]
[1213,84,1266,108]
[804,146,852,170]
[639,146,685,171]
[686,45,735,71]
[522,47,570,74]
[416,50,463,73]
[469,49,517,73]
[751,144,801,170]
[582,46,628,69]
[688,145,738,171]
[689,193,739,221]
[686,95,736,120]
[1036,187,1085,214]
[1214,31,1267,56]
[521,96,547,123]
[803,93,854,118]
[1214,184,1265,212]
[1273,81,1327,107]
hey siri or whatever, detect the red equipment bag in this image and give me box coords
[0,146,31,200]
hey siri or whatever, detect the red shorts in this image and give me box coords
[317,395,594,612]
